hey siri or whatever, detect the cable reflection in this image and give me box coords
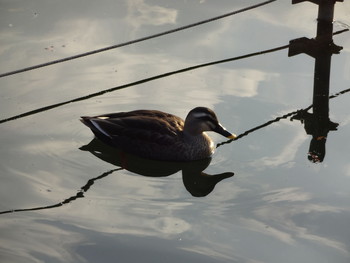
[0,168,121,215]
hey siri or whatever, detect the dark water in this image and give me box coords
[1,0,350,262]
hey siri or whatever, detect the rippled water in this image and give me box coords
[1,0,350,262]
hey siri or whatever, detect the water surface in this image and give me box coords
[1,0,350,262]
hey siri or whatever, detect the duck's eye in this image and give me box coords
[205,120,217,130]
[192,112,218,130]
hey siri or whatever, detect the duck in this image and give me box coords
[80,107,236,161]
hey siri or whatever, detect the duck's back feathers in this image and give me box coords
[81,110,184,143]
[81,110,194,160]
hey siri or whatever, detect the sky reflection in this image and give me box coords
[1,0,350,263]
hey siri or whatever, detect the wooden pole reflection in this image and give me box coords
[289,0,343,162]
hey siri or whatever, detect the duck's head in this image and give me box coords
[184,107,236,139]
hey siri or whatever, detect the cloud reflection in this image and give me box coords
[127,0,177,33]
[249,188,349,254]
[240,217,295,245]
[262,187,311,203]
[254,129,307,168]
[0,217,84,262]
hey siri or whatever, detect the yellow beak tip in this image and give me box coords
[227,134,237,139]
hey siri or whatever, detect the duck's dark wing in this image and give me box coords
[92,110,174,120]
[81,110,184,145]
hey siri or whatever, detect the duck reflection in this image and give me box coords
[80,138,234,197]
[0,139,233,215]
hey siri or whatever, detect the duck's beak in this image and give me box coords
[214,123,237,139]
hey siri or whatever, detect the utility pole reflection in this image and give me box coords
[288,0,344,162]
